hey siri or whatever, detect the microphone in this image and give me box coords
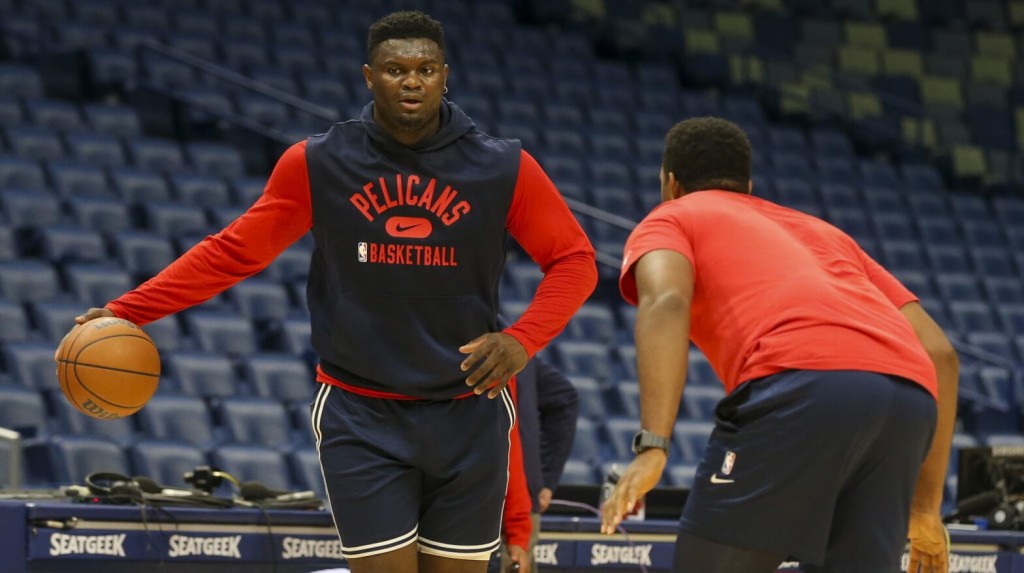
[132,476,199,497]
[239,481,317,502]
[955,490,1002,516]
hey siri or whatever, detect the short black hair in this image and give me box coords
[663,117,752,194]
[367,11,445,62]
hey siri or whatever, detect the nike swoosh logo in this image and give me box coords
[710,474,735,484]
[385,216,432,238]
[395,223,420,232]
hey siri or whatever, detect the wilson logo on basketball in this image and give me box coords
[385,216,433,239]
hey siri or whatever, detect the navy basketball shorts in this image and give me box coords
[678,369,937,570]
[310,383,516,561]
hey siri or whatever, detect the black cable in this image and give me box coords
[253,503,279,573]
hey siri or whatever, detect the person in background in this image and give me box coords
[65,11,596,573]
[602,117,957,573]
[493,354,580,573]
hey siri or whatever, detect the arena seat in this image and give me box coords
[569,418,603,464]
[603,417,641,460]
[4,126,65,161]
[82,103,143,138]
[667,463,700,489]
[184,142,246,180]
[217,397,293,450]
[125,137,187,173]
[63,263,132,306]
[3,342,61,390]
[0,63,45,99]
[109,166,172,204]
[0,298,30,343]
[169,173,232,208]
[33,434,130,486]
[0,261,61,303]
[65,196,132,234]
[51,397,138,447]
[243,354,315,403]
[681,385,726,421]
[111,230,176,279]
[1,189,63,230]
[36,225,107,263]
[554,341,616,381]
[0,153,46,191]
[211,443,292,492]
[129,438,208,490]
[136,393,220,450]
[24,99,85,132]
[165,351,238,399]
[48,159,113,199]
[559,459,599,486]
[673,420,716,464]
[289,448,326,498]
[140,201,211,239]
[0,385,48,439]
[65,132,126,167]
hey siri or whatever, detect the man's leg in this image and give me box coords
[347,543,419,573]
[420,552,490,573]
[674,530,786,573]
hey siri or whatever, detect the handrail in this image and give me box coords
[137,40,339,122]
[0,427,21,490]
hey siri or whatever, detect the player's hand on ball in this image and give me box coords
[907,510,949,573]
[600,450,667,534]
[459,332,528,399]
[54,308,116,361]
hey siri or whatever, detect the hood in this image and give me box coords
[361,99,476,154]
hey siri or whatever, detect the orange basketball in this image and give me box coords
[55,317,161,419]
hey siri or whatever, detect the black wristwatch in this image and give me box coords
[632,429,671,455]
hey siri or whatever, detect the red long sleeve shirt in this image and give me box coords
[108,141,597,390]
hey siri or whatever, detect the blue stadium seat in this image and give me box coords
[892,270,935,299]
[47,160,112,199]
[30,300,85,342]
[860,160,903,191]
[554,341,615,381]
[83,104,143,138]
[562,302,618,344]
[826,207,872,242]
[226,278,291,324]
[0,153,46,190]
[819,183,862,211]
[3,342,61,390]
[52,397,138,447]
[64,133,126,168]
[183,311,258,357]
[916,216,961,247]
[560,459,599,486]
[569,376,608,420]
[863,187,907,215]
[278,317,313,360]
[543,128,587,157]
[503,261,544,302]
[997,304,1024,336]
[86,48,137,92]
[961,220,1005,248]
[603,417,640,460]
[616,344,637,380]
[111,231,176,279]
[966,333,1019,363]
[0,385,48,439]
[611,379,640,420]
[24,99,84,132]
[32,435,130,486]
[36,225,108,263]
[125,137,187,173]
[0,298,31,343]
[129,439,207,489]
[235,94,290,128]
[0,224,14,261]
[137,393,219,450]
[5,126,65,161]
[971,247,1017,279]
[211,443,292,491]
[926,245,971,273]
[218,397,293,450]
[681,385,725,421]
[110,167,172,204]
[65,196,132,234]
[872,212,916,241]
[0,261,61,303]
[63,263,132,306]
[0,96,24,128]
[166,351,237,399]
[949,301,999,334]
[243,355,314,403]
[141,202,211,239]
[935,273,982,303]
[184,142,246,180]
[673,420,715,464]
[688,350,721,387]
[881,240,927,273]
[901,164,946,192]
[949,195,991,222]
[1,189,64,230]
[169,173,232,208]
[588,160,633,188]
[667,463,700,489]
[570,417,603,464]
[0,64,45,99]
[289,448,325,498]
[591,187,641,220]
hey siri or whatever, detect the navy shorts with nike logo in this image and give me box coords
[678,369,936,571]
[310,383,516,560]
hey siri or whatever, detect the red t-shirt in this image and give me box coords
[620,191,937,398]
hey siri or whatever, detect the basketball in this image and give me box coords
[55,317,161,420]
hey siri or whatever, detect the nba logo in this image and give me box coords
[721,451,736,476]
[357,242,367,263]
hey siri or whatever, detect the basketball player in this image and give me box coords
[68,11,596,573]
[601,118,957,573]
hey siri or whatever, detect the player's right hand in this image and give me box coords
[907,510,949,573]
[54,308,116,361]
[600,449,666,534]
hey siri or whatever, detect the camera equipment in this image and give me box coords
[954,446,1024,529]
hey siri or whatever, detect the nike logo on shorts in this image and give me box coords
[710,474,735,484]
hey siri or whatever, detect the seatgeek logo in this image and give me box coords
[533,542,559,566]
[590,543,653,566]
[900,552,998,573]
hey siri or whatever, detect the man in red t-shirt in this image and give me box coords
[601,118,958,573]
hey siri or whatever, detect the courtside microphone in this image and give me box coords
[132,476,199,497]
[955,490,1003,516]
[239,481,317,502]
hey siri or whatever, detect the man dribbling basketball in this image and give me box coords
[66,11,597,573]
